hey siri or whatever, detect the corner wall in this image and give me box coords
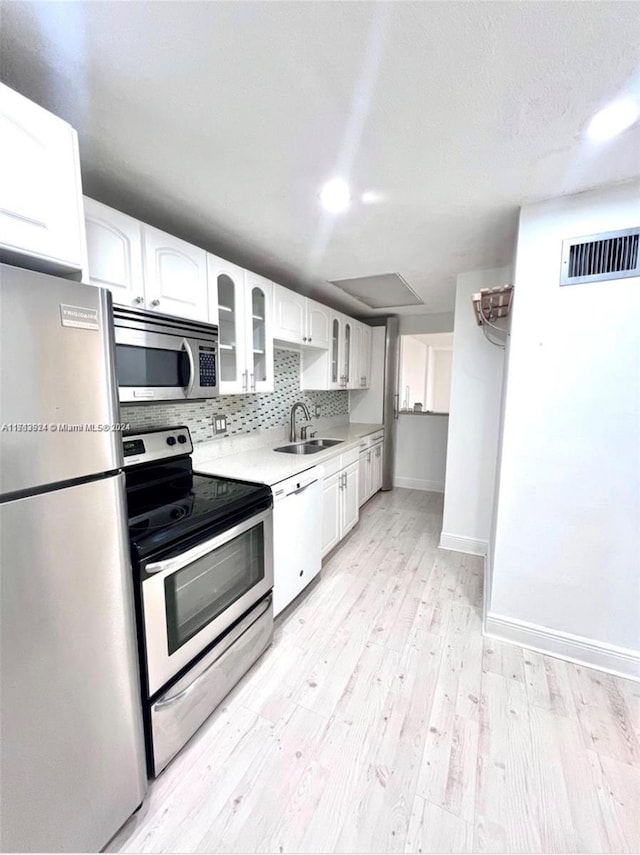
[440,266,511,555]
[488,182,640,679]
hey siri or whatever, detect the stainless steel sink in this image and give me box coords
[274,443,324,455]
[273,438,344,454]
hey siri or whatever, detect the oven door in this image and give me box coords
[114,326,217,402]
[141,508,273,696]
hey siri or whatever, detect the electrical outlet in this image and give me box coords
[314,404,321,418]
[213,416,227,434]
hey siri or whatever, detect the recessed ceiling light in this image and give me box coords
[361,191,382,204]
[587,99,639,141]
[319,178,351,213]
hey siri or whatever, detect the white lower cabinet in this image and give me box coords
[370,441,384,494]
[358,448,372,507]
[321,455,359,558]
[357,434,384,507]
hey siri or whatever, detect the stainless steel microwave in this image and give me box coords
[113,306,219,402]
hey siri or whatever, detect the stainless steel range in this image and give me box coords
[123,426,274,776]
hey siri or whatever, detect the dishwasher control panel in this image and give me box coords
[272,466,323,501]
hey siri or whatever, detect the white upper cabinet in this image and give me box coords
[349,321,372,389]
[342,317,354,389]
[0,83,84,273]
[272,285,331,350]
[359,323,372,388]
[208,255,247,394]
[306,298,331,349]
[348,322,362,390]
[209,256,274,394]
[143,226,208,321]
[273,284,306,345]
[83,197,144,306]
[329,313,343,389]
[245,272,274,393]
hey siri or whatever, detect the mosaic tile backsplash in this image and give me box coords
[120,349,349,444]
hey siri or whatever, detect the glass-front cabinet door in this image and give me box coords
[343,321,352,388]
[330,315,341,389]
[245,273,274,393]
[207,255,247,394]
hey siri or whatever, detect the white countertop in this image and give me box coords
[193,422,384,486]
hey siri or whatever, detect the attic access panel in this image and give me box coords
[560,228,639,286]
[330,273,423,309]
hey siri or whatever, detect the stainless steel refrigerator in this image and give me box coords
[0,263,147,852]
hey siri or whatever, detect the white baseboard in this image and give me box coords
[439,532,488,556]
[485,612,640,682]
[393,477,444,493]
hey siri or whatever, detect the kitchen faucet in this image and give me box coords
[289,401,312,442]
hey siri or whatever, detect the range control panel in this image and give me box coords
[122,426,193,467]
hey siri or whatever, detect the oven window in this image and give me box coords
[116,344,189,387]
[164,523,265,654]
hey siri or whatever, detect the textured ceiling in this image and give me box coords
[1,1,639,316]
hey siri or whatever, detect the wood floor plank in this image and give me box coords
[473,673,541,853]
[587,749,640,853]
[527,704,582,853]
[405,796,473,854]
[416,605,481,822]
[199,704,329,853]
[333,627,444,853]
[568,667,640,765]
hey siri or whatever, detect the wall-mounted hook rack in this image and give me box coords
[471,284,513,326]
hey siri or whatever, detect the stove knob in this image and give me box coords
[178,434,187,444]
[166,436,177,446]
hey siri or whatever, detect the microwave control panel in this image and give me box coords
[199,346,217,387]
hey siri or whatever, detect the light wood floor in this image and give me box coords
[110,488,640,854]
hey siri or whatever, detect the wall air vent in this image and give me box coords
[560,228,639,286]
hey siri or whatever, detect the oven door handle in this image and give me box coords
[144,507,272,577]
[183,338,196,397]
[153,595,272,710]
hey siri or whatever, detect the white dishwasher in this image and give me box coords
[272,466,323,616]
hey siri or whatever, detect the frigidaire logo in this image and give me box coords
[60,304,100,331]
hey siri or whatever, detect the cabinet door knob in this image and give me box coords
[303,336,307,342]
[150,299,160,307]
[133,296,144,305]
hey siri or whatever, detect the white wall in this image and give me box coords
[488,183,640,677]
[349,326,385,423]
[394,414,449,492]
[399,335,428,409]
[399,312,455,335]
[441,266,510,554]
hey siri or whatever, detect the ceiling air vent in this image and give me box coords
[560,228,639,286]
[331,273,423,309]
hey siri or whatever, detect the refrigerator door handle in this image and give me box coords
[393,392,400,420]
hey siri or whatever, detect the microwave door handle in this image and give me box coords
[183,339,196,396]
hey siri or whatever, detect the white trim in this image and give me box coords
[439,532,488,555]
[393,476,444,493]
[485,612,640,682]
